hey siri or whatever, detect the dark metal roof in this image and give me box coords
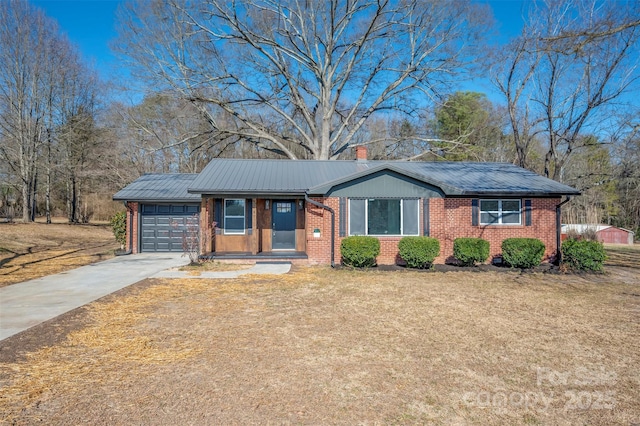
[395,161,580,196]
[188,159,370,195]
[113,174,201,202]
[188,159,580,197]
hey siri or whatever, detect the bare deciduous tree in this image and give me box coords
[491,35,543,169]
[611,119,640,234]
[114,0,491,160]
[0,0,105,222]
[99,94,244,192]
[540,1,640,53]
[0,1,54,221]
[535,0,639,180]
[491,0,640,179]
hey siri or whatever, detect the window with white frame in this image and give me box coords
[349,199,419,236]
[224,199,245,234]
[480,199,521,225]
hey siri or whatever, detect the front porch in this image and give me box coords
[200,197,307,257]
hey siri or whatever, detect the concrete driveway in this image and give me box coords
[0,253,188,341]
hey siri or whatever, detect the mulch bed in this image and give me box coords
[336,262,562,273]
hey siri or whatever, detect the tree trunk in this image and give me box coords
[21,178,30,223]
[66,180,71,223]
[68,174,78,224]
[45,130,51,224]
[30,170,37,222]
[45,174,51,223]
[544,151,553,179]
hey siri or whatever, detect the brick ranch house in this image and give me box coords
[113,147,580,266]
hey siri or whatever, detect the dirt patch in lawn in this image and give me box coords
[0,221,119,287]
[1,266,638,425]
[602,244,640,285]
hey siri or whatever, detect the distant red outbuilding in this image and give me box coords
[561,224,636,245]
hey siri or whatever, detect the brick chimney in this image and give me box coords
[355,145,368,161]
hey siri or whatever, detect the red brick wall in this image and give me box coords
[304,196,560,265]
[305,197,339,264]
[126,202,139,254]
[430,198,559,264]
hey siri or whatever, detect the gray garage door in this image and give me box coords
[140,204,200,252]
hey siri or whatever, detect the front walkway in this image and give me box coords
[153,261,291,279]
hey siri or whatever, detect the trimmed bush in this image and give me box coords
[453,238,490,266]
[501,238,545,268]
[341,236,380,267]
[561,239,607,272]
[110,211,127,248]
[398,236,440,269]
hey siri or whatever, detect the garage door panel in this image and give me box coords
[141,216,157,225]
[155,242,171,251]
[140,204,200,252]
[142,229,156,238]
[142,242,157,251]
[156,229,170,238]
[155,217,172,226]
[171,217,186,226]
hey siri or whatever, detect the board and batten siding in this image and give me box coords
[324,170,445,198]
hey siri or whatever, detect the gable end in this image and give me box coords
[325,170,445,198]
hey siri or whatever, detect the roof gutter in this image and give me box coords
[452,191,582,198]
[188,190,307,197]
[304,194,335,268]
[555,196,573,264]
[112,198,201,203]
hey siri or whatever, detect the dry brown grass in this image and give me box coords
[1,266,638,425]
[605,243,640,268]
[0,221,119,287]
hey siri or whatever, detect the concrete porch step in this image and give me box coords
[200,251,308,261]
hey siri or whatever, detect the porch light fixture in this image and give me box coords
[265,200,270,210]
[298,200,304,210]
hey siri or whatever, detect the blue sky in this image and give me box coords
[32,0,121,80]
[32,0,528,97]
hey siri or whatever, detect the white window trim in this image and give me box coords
[348,198,420,236]
[224,198,245,235]
[479,199,522,225]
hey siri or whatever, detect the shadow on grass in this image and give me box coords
[605,246,640,270]
[0,242,114,272]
